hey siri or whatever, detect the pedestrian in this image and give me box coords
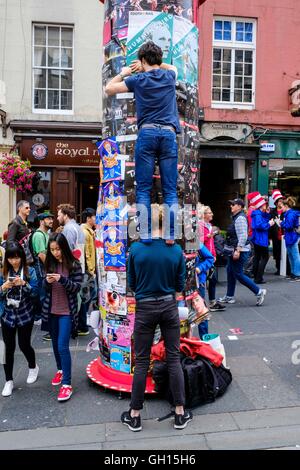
[42,233,82,401]
[121,208,192,431]
[218,199,267,306]
[78,208,97,336]
[280,197,300,281]
[243,192,261,277]
[202,206,226,312]
[31,211,54,340]
[195,243,214,338]
[251,194,275,284]
[0,242,39,397]
[56,204,85,270]
[105,41,180,243]
[7,200,31,243]
[270,189,284,275]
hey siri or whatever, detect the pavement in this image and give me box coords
[1,260,300,450]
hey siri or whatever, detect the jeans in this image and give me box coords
[130,299,185,410]
[253,244,269,282]
[49,314,72,385]
[208,270,217,301]
[1,320,35,381]
[134,127,178,239]
[286,241,300,276]
[227,252,260,297]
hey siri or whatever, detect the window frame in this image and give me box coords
[211,16,256,110]
[32,23,74,115]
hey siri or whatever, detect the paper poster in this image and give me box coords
[173,17,198,85]
[110,345,131,373]
[104,271,127,317]
[103,181,127,224]
[96,138,125,183]
[184,252,197,299]
[126,11,173,65]
[103,225,127,271]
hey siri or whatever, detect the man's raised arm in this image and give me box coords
[105,66,132,96]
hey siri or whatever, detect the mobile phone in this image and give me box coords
[8,277,15,282]
[46,273,55,276]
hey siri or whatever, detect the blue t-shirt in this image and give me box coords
[125,69,180,133]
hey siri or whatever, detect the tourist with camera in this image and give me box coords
[0,242,39,397]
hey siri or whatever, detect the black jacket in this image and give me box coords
[7,215,30,243]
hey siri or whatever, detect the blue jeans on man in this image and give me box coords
[134,127,178,240]
[227,251,260,297]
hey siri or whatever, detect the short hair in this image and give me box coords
[17,200,29,213]
[138,41,163,66]
[57,203,76,220]
[82,207,96,223]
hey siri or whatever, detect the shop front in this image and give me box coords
[255,131,300,208]
[11,121,101,224]
[199,123,260,228]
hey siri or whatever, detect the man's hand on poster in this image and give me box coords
[130,60,143,73]
[120,66,132,78]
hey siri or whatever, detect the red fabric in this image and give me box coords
[180,337,223,366]
[151,341,166,362]
[151,338,223,367]
[247,205,255,237]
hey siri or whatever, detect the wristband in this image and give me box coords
[119,73,125,80]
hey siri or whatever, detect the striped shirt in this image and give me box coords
[51,264,70,315]
[235,215,251,252]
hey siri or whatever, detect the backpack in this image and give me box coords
[19,232,34,265]
[153,355,232,410]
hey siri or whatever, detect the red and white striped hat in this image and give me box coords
[253,194,267,209]
[247,192,262,207]
[272,189,284,204]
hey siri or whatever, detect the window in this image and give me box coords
[32,24,74,113]
[212,17,256,109]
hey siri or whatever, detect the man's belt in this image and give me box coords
[140,124,175,132]
[138,294,175,303]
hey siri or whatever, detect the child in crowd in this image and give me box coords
[42,233,82,402]
[0,242,39,397]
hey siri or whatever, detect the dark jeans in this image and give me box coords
[130,299,185,410]
[49,314,72,385]
[227,252,260,297]
[208,270,217,301]
[1,320,35,381]
[134,127,178,239]
[197,285,209,339]
[253,244,269,282]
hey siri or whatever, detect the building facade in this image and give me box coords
[196,0,300,226]
[0,0,103,235]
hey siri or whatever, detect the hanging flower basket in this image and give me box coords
[0,152,35,193]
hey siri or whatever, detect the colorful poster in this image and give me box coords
[103,181,126,224]
[173,17,198,85]
[110,345,131,373]
[126,11,173,65]
[103,225,127,271]
[96,137,125,182]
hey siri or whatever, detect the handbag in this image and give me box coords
[223,244,234,257]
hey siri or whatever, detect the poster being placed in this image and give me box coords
[172,16,198,85]
[126,11,173,65]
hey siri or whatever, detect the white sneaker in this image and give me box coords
[26,365,39,384]
[256,289,267,306]
[2,380,14,397]
[218,295,236,304]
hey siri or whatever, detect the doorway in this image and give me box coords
[76,170,100,223]
[200,159,241,230]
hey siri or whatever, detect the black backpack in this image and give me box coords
[153,355,232,410]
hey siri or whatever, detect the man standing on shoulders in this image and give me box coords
[7,200,31,243]
[121,208,192,432]
[218,199,266,307]
[32,211,54,340]
[105,41,180,243]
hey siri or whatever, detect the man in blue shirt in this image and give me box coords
[119,208,192,432]
[105,41,180,243]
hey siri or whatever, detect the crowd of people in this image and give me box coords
[0,202,97,401]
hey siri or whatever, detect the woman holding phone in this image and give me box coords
[0,242,39,397]
[42,233,82,401]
